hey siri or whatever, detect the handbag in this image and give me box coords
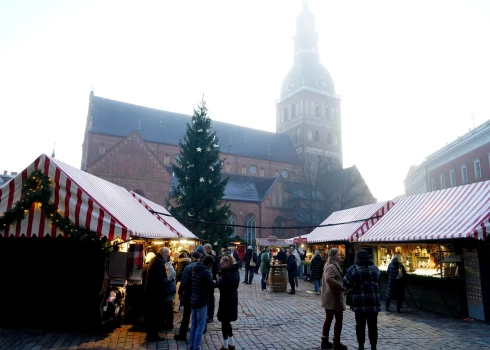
[345,290,353,306]
[250,258,256,267]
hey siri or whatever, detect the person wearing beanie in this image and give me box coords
[196,245,206,256]
[243,246,257,284]
[343,250,381,350]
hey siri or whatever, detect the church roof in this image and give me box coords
[89,95,301,165]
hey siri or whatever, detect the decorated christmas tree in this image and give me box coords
[169,98,231,247]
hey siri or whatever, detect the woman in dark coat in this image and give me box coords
[286,251,298,294]
[386,254,406,313]
[217,256,240,350]
[310,250,324,295]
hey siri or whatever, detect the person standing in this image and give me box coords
[343,250,381,350]
[163,248,177,330]
[310,250,324,295]
[286,250,298,294]
[144,247,167,342]
[204,244,218,323]
[242,246,257,284]
[290,245,301,289]
[260,246,271,292]
[217,256,240,350]
[386,254,406,313]
[276,247,287,264]
[321,248,348,350]
[174,251,201,341]
[174,251,191,312]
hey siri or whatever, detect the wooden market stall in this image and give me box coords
[0,154,191,329]
[358,181,490,321]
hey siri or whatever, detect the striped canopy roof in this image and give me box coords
[301,201,394,243]
[0,154,180,240]
[130,191,197,239]
[360,181,490,242]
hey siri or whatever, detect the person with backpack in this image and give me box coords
[343,250,381,350]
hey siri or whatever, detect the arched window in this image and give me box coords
[272,217,286,238]
[325,107,331,120]
[244,215,256,244]
[260,167,265,177]
[305,100,310,114]
[225,162,231,172]
[316,104,320,117]
[272,191,277,207]
[242,165,247,174]
[327,133,333,144]
[308,129,313,140]
[333,135,339,146]
[227,215,236,237]
[163,154,170,165]
[98,143,105,155]
[314,130,319,142]
[295,103,299,117]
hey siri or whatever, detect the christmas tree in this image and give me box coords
[169,98,231,247]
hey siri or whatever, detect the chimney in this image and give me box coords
[3,170,7,175]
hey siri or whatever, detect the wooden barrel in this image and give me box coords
[268,264,288,293]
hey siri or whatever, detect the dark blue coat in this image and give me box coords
[144,253,167,303]
[178,260,199,304]
[217,263,240,322]
[287,254,298,277]
[276,250,287,264]
[310,254,324,280]
[386,258,406,300]
[190,262,215,309]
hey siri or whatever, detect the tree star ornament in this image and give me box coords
[198,128,203,132]
[196,147,202,152]
[207,147,211,152]
[213,143,219,148]
[208,180,212,184]
[209,166,214,171]
[199,177,205,182]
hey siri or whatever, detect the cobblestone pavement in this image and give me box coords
[1,271,489,350]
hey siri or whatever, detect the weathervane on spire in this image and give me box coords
[51,142,56,158]
[302,0,308,10]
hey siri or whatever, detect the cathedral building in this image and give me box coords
[81,2,375,242]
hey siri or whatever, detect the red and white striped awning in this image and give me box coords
[0,154,178,240]
[131,191,197,239]
[359,181,490,242]
[302,201,394,243]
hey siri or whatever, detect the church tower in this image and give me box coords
[276,0,342,168]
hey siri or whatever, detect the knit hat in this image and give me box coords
[357,250,369,259]
[247,245,253,250]
[196,245,205,255]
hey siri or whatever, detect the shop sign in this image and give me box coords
[293,237,308,244]
[267,236,278,242]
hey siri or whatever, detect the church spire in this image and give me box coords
[294,0,319,58]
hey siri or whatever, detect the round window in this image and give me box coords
[249,165,257,174]
[281,170,289,178]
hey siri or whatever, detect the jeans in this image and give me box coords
[245,267,254,283]
[323,309,344,341]
[313,279,320,293]
[189,306,207,350]
[178,300,191,335]
[261,272,268,290]
[288,275,295,292]
[355,312,378,346]
[299,262,304,278]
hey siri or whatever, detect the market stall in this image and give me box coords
[358,181,490,320]
[0,154,190,329]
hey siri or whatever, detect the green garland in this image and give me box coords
[0,170,105,243]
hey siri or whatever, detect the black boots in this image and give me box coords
[321,336,333,349]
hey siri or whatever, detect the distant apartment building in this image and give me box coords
[404,120,490,196]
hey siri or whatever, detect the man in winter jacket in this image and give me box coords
[204,244,218,323]
[276,247,287,264]
[174,251,191,312]
[290,245,301,289]
[286,251,298,294]
[260,246,271,292]
[242,246,257,284]
[144,247,168,341]
[189,255,215,350]
[310,250,324,295]
[174,251,202,341]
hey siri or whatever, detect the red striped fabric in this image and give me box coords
[359,181,490,242]
[300,201,394,243]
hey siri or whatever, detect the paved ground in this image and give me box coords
[1,270,489,350]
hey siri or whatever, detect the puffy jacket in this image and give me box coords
[176,257,191,282]
[190,262,215,309]
[259,251,270,274]
[217,263,240,322]
[178,260,199,304]
[287,254,298,277]
[310,254,324,280]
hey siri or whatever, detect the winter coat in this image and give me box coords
[210,251,220,280]
[145,253,167,303]
[292,250,301,267]
[217,263,240,322]
[164,262,177,301]
[176,257,191,282]
[321,262,346,311]
[244,248,257,268]
[178,260,199,304]
[310,254,324,280]
[259,251,271,274]
[190,262,215,309]
[343,255,381,313]
[276,250,287,264]
[287,254,298,277]
[386,258,406,300]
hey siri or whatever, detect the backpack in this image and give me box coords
[165,262,177,294]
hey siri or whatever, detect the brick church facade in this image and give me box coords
[81,2,375,242]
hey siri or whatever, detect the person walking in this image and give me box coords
[385,254,406,313]
[242,246,257,284]
[321,248,348,350]
[217,256,240,350]
[144,247,167,342]
[259,246,271,292]
[286,250,298,294]
[174,251,201,341]
[343,250,381,350]
[310,250,324,295]
[189,255,215,350]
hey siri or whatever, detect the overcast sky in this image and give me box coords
[1,0,489,201]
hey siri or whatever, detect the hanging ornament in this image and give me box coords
[207,147,211,152]
[198,129,203,132]
[208,180,212,184]
[209,209,213,213]
[212,135,216,141]
[209,166,214,171]
[185,176,189,182]
[213,143,219,148]
[196,147,202,152]
[199,177,205,182]
[192,120,196,124]
[206,129,211,134]
[201,230,206,233]
[172,172,175,176]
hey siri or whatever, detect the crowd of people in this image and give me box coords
[143,243,402,350]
